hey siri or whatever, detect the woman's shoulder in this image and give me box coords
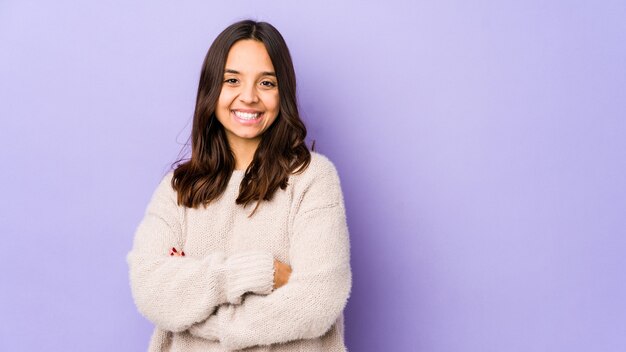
[297,151,340,179]
[290,151,343,191]
[150,170,177,204]
[289,151,345,210]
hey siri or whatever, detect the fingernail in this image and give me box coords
[172,247,177,253]
[181,251,185,256]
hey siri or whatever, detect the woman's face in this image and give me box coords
[215,39,280,148]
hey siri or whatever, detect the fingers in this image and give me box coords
[169,247,185,257]
[273,259,292,289]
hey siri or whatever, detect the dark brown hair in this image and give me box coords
[170,19,311,215]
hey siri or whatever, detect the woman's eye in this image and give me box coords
[224,78,238,84]
[261,81,276,87]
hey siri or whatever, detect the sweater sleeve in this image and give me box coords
[189,162,352,350]
[126,172,275,333]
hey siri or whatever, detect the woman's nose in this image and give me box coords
[239,83,259,104]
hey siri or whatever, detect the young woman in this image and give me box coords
[127,20,352,351]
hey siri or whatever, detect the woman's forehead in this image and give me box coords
[224,40,275,74]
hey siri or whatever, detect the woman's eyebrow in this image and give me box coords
[224,68,276,77]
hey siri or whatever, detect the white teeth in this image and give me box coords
[234,111,260,120]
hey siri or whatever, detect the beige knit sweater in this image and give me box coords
[127,152,352,351]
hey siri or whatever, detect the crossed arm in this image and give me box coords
[128,164,352,350]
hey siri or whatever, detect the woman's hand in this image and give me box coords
[273,259,292,289]
[169,247,185,256]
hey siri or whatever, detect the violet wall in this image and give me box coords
[1,1,625,351]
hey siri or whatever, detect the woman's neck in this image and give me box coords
[228,136,261,170]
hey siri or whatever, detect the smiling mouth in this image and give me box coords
[232,110,263,121]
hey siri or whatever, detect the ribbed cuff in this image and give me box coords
[224,251,275,304]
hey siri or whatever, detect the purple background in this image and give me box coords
[1,1,625,351]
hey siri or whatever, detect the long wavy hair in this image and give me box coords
[171,20,311,216]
